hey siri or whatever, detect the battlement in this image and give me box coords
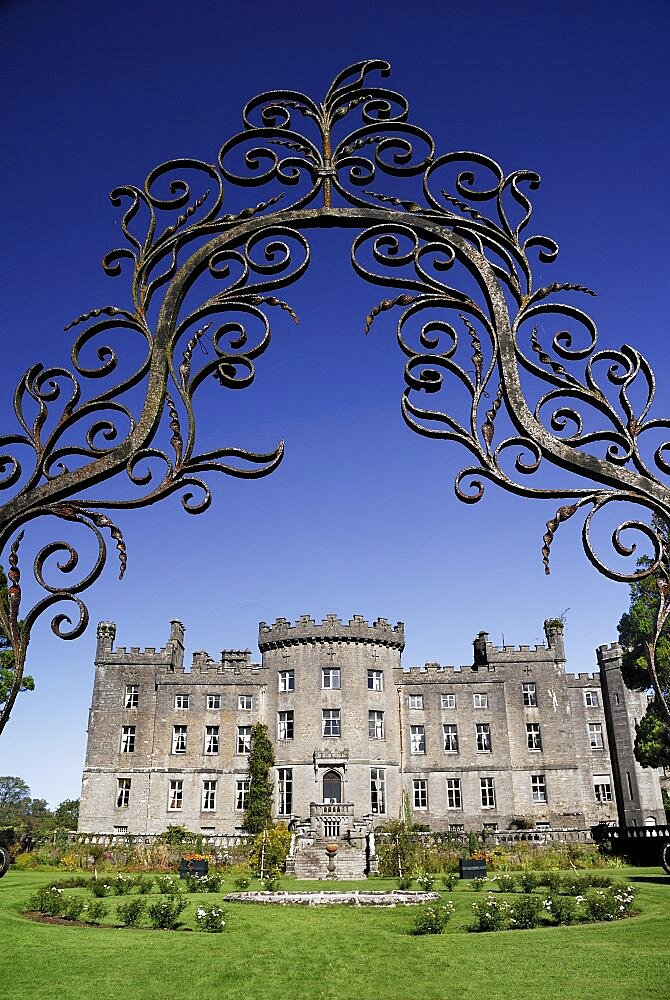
[95,620,185,671]
[258,613,405,651]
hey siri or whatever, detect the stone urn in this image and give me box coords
[325,842,338,879]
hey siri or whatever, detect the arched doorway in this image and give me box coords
[323,770,342,804]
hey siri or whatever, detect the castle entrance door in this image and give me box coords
[323,770,342,804]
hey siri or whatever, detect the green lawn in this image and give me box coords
[1,869,668,1000]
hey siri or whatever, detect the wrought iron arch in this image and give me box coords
[1,58,670,738]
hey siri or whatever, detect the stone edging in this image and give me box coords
[222,890,441,906]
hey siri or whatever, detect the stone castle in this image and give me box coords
[78,614,665,851]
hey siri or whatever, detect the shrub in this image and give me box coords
[136,876,154,895]
[589,873,612,889]
[563,874,590,896]
[84,899,108,923]
[442,873,457,891]
[542,871,563,893]
[250,824,292,874]
[195,905,227,932]
[549,893,579,925]
[147,896,187,929]
[185,875,203,893]
[411,903,455,935]
[495,873,516,893]
[156,875,180,895]
[397,876,413,890]
[89,880,111,898]
[27,885,65,916]
[519,870,539,893]
[472,877,488,892]
[510,894,544,930]
[61,896,86,921]
[584,884,636,922]
[261,872,281,892]
[470,893,512,932]
[415,872,436,891]
[116,898,146,927]
[233,873,252,891]
[112,874,133,895]
[53,875,90,889]
[59,851,81,871]
[13,852,38,871]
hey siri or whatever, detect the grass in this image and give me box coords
[1,868,668,1000]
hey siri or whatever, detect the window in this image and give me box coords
[204,725,219,755]
[526,723,542,751]
[593,775,613,802]
[279,670,294,692]
[368,710,385,740]
[368,669,383,691]
[116,778,131,807]
[476,723,492,752]
[235,779,249,811]
[410,725,425,753]
[443,723,459,753]
[413,778,428,810]
[202,779,217,811]
[206,694,221,710]
[322,708,341,737]
[237,725,252,753]
[446,777,462,809]
[238,694,253,711]
[278,710,294,741]
[277,768,293,815]
[124,685,138,709]
[480,777,495,809]
[483,822,498,832]
[370,768,386,815]
[584,689,600,708]
[172,725,187,754]
[522,682,537,707]
[473,692,488,709]
[120,726,136,753]
[531,774,547,803]
[449,823,465,832]
[322,667,341,689]
[588,723,604,749]
[168,779,183,811]
[441,693,456,709]
[408,694,423,710]
[113,825,128,835]
[174,694,189,710]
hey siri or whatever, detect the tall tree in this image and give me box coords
[243,723,275,834]
[617,518,670,767]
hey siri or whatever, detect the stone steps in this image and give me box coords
[290,845,367,880]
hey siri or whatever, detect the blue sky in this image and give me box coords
[1,0,668,807]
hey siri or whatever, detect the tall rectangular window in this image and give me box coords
[168,779,183,811]
[584,690,600,708]
[235,779,249,811]
[446,777,462,809]
[202,779,217,811]
[443,723,459,752]
[277,768,293,815]
[174,694,189,710]
[116,778,131,807]
[370,768,386,815]
[588,723,604,749]
[322,709,341,737]
[322,667,341,689]
[278,670,294,692]
[237,725,252,753]
[413,779,428,810]
[531,774,547,803]
[120,726,136,753]
[410,725,425,753]
[408,694,423,710]
[480,777,495,809]
[278,710,294,741]
[441,693,456,709]
[476,723,492,752]
[238,694,252,711]
[522,682,537,707]
[204,725,219,755]
[124,685,138,709]
[473,692,488,708]
[172,725,187,754]
[593,775,613,802]
[526,723,542,751]
[368,710,385,740]
[206,694,221,710]
[367,669,383,691]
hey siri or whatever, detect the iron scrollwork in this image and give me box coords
[1,59,669,737]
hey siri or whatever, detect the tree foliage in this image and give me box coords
[617,519,670,768]
[243,723,275,834]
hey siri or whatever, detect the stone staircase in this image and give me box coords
[287,842,367,880]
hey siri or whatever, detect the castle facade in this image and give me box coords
[78,615,665,839]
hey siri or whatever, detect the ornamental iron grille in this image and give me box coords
[1,59,670,737]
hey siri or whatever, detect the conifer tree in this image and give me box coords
[243,723,275,834]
